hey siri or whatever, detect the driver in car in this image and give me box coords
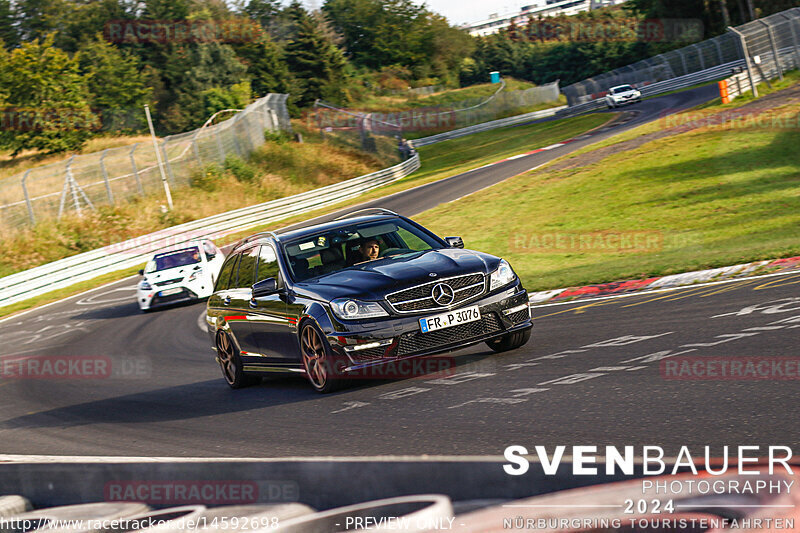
[357,238,381,263]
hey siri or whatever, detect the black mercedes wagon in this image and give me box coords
[206,209,532,392]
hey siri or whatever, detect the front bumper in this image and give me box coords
[611,96,641,106]
[324,282,532,372]
[138,286,200,310]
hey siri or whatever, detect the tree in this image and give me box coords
[0,0,19,48]
[0,35,97,155]
[78,36,152,132]
[284,5,349,106]
[159,41,249,131]
[232,34,291,97]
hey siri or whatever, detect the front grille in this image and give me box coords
[397,313,503,357]
[152,288,193,305]
[155,278,184,287]
[349,346,390,363]
[507,309,530,324]
[386,273,485,313]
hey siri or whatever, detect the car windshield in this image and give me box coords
[613,85,633,94]
[283,219,444,282]
[146,246,202,273]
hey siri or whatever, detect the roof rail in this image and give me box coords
[332,208,399,221]
[231,231,277,250]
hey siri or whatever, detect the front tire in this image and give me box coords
[300,321,348,393]
[216,331,260,389]
[486,328,531,353]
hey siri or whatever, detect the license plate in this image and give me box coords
[159,287,183,296]
[419,306,481,333]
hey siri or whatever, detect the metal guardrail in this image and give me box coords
[407,106,568,148]
[0,154,420,309]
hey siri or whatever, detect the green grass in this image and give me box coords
[414,98,800,291]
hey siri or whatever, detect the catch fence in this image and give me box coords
[0,94,291,231]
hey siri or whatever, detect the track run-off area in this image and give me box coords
[5,84,795,458]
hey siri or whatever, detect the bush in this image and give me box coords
[224,154,257,183]
[189,164,225,192]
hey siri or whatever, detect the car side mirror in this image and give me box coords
[445,236,464,249]
[138,269,144,276]
[252,277,278,298]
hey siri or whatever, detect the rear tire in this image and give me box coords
[216,331,260,389]
[486,328,531,353]
[300,321,349,393]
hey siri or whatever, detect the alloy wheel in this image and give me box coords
[301,325,328,389]
[217,332,237,385]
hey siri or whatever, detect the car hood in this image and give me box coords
[294,248,501,301]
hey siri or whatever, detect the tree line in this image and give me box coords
[0,0,794,155]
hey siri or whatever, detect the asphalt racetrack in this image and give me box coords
[5,84,796,458]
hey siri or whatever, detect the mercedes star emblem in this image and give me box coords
[431,283,455,306]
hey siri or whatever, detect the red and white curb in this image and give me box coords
[528,256,800,306]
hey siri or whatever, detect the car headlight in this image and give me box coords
[140,280,152,291]
[187,269,202,282]
[330,298,388,320]
[490,259,516,291]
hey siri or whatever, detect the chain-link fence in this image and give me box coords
[313,81,560,148]
[562,8,800,106]
[0,94,291,231]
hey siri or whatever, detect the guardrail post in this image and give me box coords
[728,27,758,98]
[129,143,144,195]
[21,169,35,225]
[759,21,783,80]
[100,149,114,204]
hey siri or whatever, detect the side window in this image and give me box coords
[235,246,259,289]
[215,254,239,292]
[256,245,280,283]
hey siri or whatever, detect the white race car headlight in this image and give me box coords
[139,280,152,291]
[187,269,202,282]
[330,299,388,320]
[490,259,516,291]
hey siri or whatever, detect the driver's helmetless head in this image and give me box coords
[360,239,380,260]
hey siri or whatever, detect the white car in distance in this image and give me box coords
[137,240,225,312]
[605,84,642,108]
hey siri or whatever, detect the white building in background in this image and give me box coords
[466,0,630,37]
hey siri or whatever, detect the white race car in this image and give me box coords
[137,240,225,312]
[605,84,641,108]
